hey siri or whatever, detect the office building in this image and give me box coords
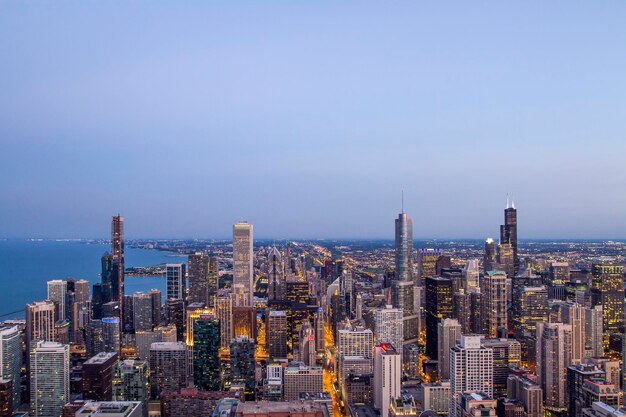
[165,298,185,341]
[83,352,118,401]
[438,318,461,381]
[0,379,12,417]
[267,246,285,302]
[375,305,404,357]
[482,338,521,397]
[591,263,624,354]
[233,306,256,340]
[499,200,518,275]
[266,310,288,360]
[562,303,585,364]
[449,336,493,417]
[149,342,187,399]
[337,327,374,378]
[0,326,21,409]
[216,292,233,350]
[459,393,497,417]
[135,330,162,362]
[425,276,453,359]
[192,315,221,391]
[536,322,572,412]
[188,252,210,305]
[418,248,440,284]
[160,389,238,417]
[283,362,323,401]
[392,212,420,343]
[299,321,317,366]
[233,222,254,307]
[484,238,497,273]
[208,257,219,306]
[422,381,451,414]
[30,341,70,417]
[165,263,186,302]
[112,359,149,403]
[102,317,121,353]
[374,344,401,417]
[483,271,507,337]
[234,400,328,417]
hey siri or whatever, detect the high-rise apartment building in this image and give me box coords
[483,271,507,337]
[188,253,209,305]
[484,238,497,272]
[374,344,401,417]
[337,327,374,378]
[510,285,548,337]
[29,341,70,417]
[585,306,603,358]
[437,318,461,381]
[392,212,419,343]
[26,300,56,348]
[132,292,153,332]
[165,263,187,302]
[482,338,521,397]
[102,317,121,353]
[0,326,21,409]
[233,222,254,307]
[375,305,404,356]
[150,289,162,327]
[230,336,256,395]
[507,375,543,417]
[449,336,494,417]
[536,322,572,412]
[562,303,585,364]
[47,280,67,322]
[149,342,187,399]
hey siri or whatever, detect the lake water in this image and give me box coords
[0,239,187,319]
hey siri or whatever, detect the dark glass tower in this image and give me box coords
[188,253,210,305]
[499,201,518,275]
[424,276,453,359]
[193,315,221,391]
[111,215,125,318]
[392,212,419,343]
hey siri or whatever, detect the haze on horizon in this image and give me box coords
[1,2,626,240]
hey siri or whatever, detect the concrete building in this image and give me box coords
[233,222,254,307]
[437,318,461,381]
[375,305,404,356]
[71,401,142,417]
[30,341,70,417]
[536,322,572,412]
[449,336,493,417]
[374,344,401,417]
[283,362,323,401]
[82,352,118,401]
[149,342,187,399]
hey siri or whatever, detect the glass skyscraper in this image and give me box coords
[392,212,419,343]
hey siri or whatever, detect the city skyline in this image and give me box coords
[2,2,626,239]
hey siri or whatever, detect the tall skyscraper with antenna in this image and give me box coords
[392,207,420,343]
[499,198,518,276]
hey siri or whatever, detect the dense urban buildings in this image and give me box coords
[6,205,626,417]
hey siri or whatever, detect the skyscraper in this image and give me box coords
[299,321,317,366]
[437,318,461,382]
[230,336,256,396]
[483,271,508,337]
[484,238,496,272]
[111,215,125,319]
[233,222,254,307]
[29,341,70,417]
[267,246,285,302]
[449,336,494,417]
[47,280,67,322]
[536,322,572,412]
[188,253,209,305]
[132,292,153,332]
[0,326,21,409]
[112,359,149,403]
[510,285,548,337]
[392,212,419,343]
[266,310,288,360]
[562,303,585,364]
[25,300,56,348]
[499,200,518,276]
[374,344,401,417]
[375,305,404,356]
[149,289,162,327]
[215,291,233,350]
[425,276,453,359]
[591,262,624,355]
[102,317,121,353]
[166,263,187,302]
[82,352,118,401]
[149,342,187,399]
[192,315,221,391]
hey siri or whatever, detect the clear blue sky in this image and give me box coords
[1,2,626,239]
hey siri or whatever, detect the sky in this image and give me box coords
[1,2,626,239]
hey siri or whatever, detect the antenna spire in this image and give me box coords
[506,194,510,209]
[402,190,404,213]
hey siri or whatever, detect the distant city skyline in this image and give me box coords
[2,2,626,239]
